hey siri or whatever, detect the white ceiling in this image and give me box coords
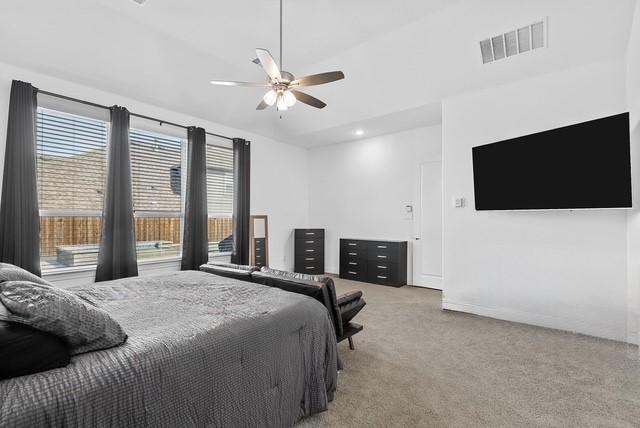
[0,0,635,146]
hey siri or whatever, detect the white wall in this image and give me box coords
[626,0,640,345]
[442,59,631,342]
[251,138,309,271]
[628,0,640,132]
[0,62,309,285]
[627,125,640,345]
[308,126,442,280]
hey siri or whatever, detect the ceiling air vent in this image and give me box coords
[480,19,547,64]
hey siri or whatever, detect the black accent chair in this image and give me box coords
[199,262,258,281]
[251,268,366,350]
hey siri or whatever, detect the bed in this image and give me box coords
[0,270,338,427]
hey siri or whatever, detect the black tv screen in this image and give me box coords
[472,113,631,210]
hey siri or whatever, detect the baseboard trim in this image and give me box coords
[412,275,442,289]
[326,266,339,276]
[442,299,637,345]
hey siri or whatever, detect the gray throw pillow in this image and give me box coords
[0,280,127,355]
[0,263,53,286]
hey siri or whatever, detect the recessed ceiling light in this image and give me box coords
[355,129,364,136]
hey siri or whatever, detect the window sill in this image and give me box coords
[42,253,232,278]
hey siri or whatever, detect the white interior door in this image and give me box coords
[413,161,443,289]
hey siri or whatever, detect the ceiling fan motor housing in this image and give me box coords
[278,70,294,84]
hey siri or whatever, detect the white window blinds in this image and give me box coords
[130,129,183,214]
[36,108,108,213]
[206,144,233,217]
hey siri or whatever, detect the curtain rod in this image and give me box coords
[37,89,235,141]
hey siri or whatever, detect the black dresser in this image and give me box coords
[254,238,267,269]
[339,239,408,287]
[294,229,325,274]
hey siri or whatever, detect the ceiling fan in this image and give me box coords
[209,0,344,111]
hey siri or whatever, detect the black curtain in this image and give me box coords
[181,127,208,270]
[231,138,250,265]
[95,106,138,282]
[0,81,41,276]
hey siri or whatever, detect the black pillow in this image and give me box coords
[0,320,71,380]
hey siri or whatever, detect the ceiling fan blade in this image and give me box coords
[291,90,327,109]
[290,71,344,87]
[256,48,282,81]
[210,80,271,87]
[256,99,269,110]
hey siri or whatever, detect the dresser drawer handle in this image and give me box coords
[348,252,357,256]
[305,257,315,261]
[377,245,387,249]
[377,255,387,259]
[305,266,315,270]
[305,232,315,235]
[305,240,314,244]
[348,271,357,275]
[305,249,315,252]
[377,265,387,269]
[348,262,357,265]
[377,275,388,279]
[348,243,356,246]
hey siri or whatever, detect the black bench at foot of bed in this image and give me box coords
[200,262,366,349]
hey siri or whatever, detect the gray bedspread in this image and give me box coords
[0,270,338,428]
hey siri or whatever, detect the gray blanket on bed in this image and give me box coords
[0,271,338,428]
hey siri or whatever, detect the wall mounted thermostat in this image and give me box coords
[405,204,414,219]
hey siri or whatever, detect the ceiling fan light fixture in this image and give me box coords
[283,90,296,107]
[276,93,288,111]
[263,89,278,106]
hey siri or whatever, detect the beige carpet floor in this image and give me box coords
[296,278,640,428]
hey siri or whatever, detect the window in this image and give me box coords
[207,143,234,259]
[36,105,235,271]
[37,108,108,270]
[130,129,184,263]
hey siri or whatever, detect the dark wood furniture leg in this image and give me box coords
[338,322,362,351]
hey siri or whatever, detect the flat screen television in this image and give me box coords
[472,112,631,211]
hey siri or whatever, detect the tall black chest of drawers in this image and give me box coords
[253,238,266,269]
[339,239,408,287]
[294,229,325,275]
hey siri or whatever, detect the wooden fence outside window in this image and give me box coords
[40,216,233,258]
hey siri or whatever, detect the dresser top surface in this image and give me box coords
[340,238,408,244]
